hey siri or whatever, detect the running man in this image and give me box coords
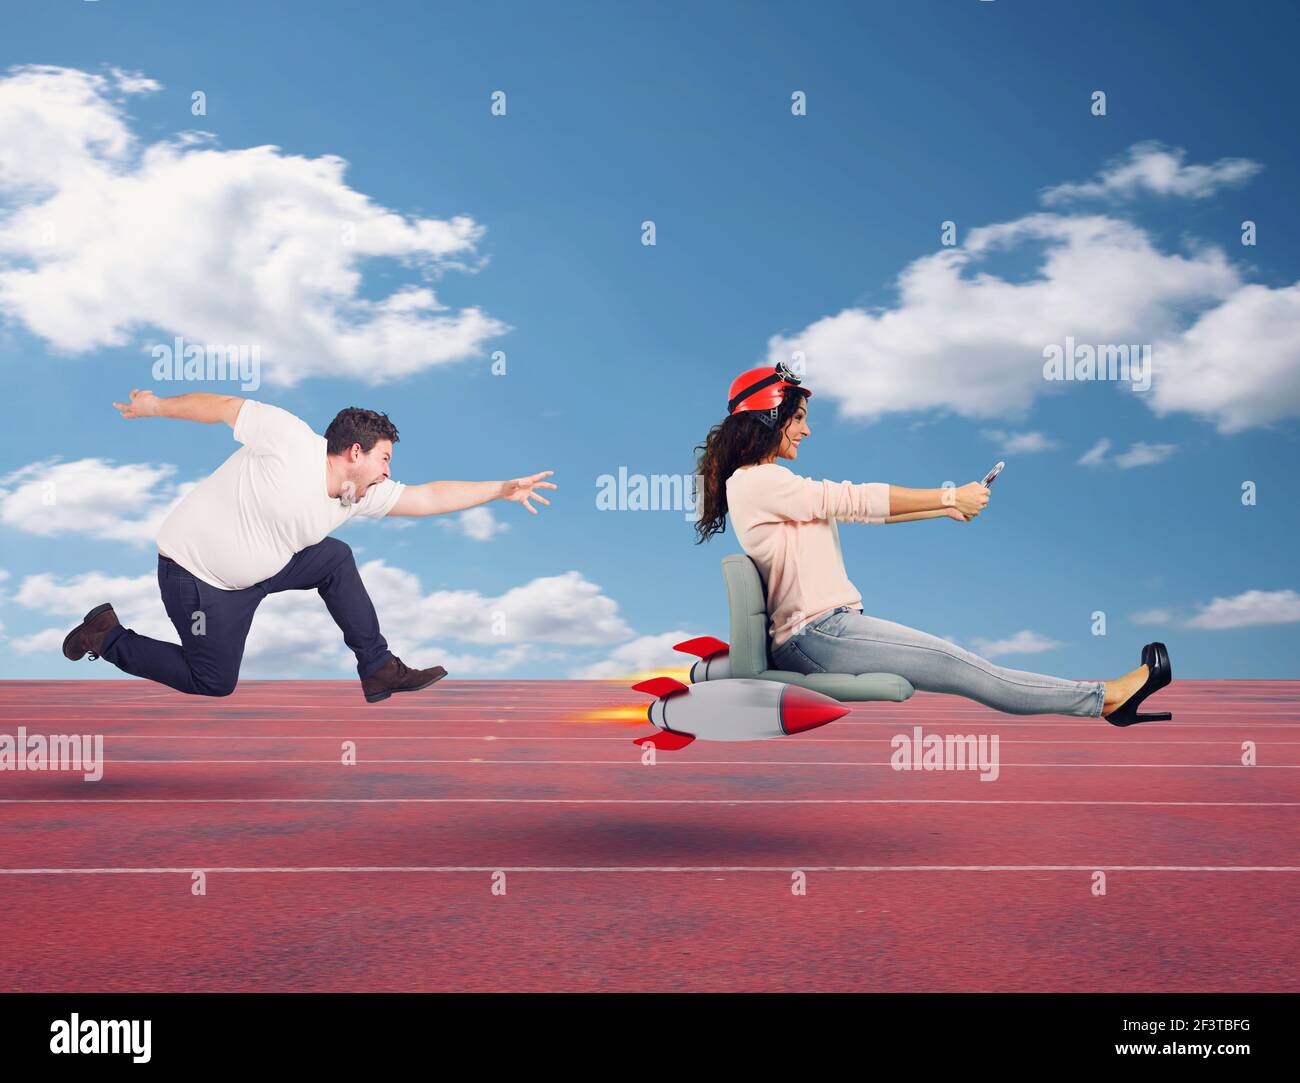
[61,391,556,702]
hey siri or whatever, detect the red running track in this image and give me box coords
[1,678,1297,992]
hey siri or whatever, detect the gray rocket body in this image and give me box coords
[647,679,789,740]
[639,677,848,744]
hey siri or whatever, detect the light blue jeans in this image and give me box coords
[771,607,1105,718]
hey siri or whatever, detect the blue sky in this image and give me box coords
[2,0,1298,681]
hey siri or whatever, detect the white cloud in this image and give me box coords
[107,68,162,96]
[238,601,538,678]
[358,562,633,645]
[439,505,510,542]
[768,212,1241,423]
[1076,439,1175,468]
[0,64,507,386]
[1041,141,1262,205]
[7,558,638,675]
[767,144,1300,434]
[571,630,698,679]
[1185,589,1300,630]
[1147,283,1300,433]
[1078,438,1112,466]
[969,629,1065,658]
[0,65,143,195]
[982,429,1059,453]
[1113,441,1177,468]
[0,457,194,543]
[1131,608,1173,626]
[406,644,540,677]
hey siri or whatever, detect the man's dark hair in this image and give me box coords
[324,407,400,456]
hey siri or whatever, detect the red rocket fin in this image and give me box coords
[673,635,729,659]
[631,731,696,751]
[632,676,690,699]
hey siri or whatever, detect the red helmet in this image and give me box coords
[727,362,810,428]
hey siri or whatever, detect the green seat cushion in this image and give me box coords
[721,540,914,703]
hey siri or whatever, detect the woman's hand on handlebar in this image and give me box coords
[952,482,989,519]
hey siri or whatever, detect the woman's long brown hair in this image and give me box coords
[693,388,809,544]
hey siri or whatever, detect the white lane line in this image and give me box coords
[1,865,1297,875]
[835,720,1300,727]
[29,757,1299,767]
[1,797,1295,806]
[2,707,642,717]
[10,716,1300,728]
[2,688,1290,701]
[13,696,1274,705]
[84,735,1300,745]
[0,699,637,708]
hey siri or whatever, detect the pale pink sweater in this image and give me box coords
[725,464,891,648]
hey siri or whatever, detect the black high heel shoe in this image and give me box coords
[1105,642,1173,727]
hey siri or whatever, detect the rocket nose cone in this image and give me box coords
[780,684,850,734]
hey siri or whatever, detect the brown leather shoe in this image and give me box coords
[62,603,120,661]
[361,656,448,703]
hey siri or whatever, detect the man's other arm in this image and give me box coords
[389,472,556,517]
[389,480,507,516]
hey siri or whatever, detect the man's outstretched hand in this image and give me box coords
[500,471,557,514]
[113,389,161,419]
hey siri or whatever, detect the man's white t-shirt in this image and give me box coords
[156,400,405,590]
